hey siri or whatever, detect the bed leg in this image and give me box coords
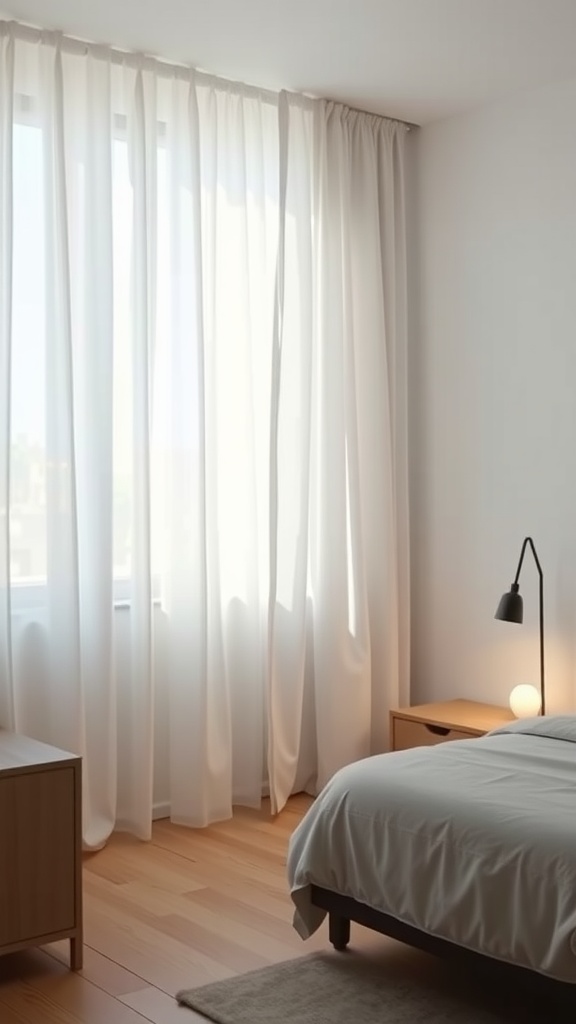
[329,913,350,950]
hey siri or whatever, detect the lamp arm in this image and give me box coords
[511,537,528,585]
[512,536,545,716]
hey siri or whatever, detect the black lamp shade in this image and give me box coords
[495,587,523,624]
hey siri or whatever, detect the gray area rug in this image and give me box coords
[176,949,573,1023]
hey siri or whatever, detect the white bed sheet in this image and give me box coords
[287,716,576,983]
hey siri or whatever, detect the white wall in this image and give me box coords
[408,76,576,712]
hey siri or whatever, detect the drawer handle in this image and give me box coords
[425,724,450,737]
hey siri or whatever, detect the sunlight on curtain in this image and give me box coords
[0,20,410,844]
[266,97,410,810]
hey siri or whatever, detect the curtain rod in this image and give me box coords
[342,102,418,130]
[0,18,416,131]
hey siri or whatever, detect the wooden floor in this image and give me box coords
[0,793,404,1024]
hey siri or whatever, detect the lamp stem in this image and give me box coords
[539,568,545,715]
[513,536,545,716]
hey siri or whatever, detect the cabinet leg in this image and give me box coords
[70,936,83,970]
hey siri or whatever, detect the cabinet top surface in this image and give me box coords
[391,698,515,733]
[0,730,80,771]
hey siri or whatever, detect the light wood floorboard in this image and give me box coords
[0,793,404,1023]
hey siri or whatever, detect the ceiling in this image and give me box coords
[2,0,576,125]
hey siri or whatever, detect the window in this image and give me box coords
[9,88,281,609]
[10,114,156,590]
[11,120,46,584]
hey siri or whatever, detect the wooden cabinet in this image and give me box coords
[0,730,82,969]
[390,699,515,752]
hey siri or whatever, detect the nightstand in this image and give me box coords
[390,699,515,752]
[0,730,83,969]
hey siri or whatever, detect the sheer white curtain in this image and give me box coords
[0,20,409,846]
[268,96,410,811]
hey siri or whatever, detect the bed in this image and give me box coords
[287,716,576,995]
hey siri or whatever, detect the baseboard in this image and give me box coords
[152,801,171,821]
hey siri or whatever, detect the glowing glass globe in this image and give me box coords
[509,684,541,719]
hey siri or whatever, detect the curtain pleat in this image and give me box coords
[163,73,213,826]
[116,64,156,839]
[0,28,14,730]
[41,37,84,756]
[266,94,315,812]
[70,49,116,848]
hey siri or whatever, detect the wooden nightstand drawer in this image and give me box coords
[389,700,514,753]
[392,717,473,752]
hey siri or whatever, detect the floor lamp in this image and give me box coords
[494,536,545,717]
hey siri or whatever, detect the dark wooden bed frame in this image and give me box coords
[311,885,576,1004]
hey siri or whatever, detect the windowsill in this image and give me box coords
[8,577,161,613]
